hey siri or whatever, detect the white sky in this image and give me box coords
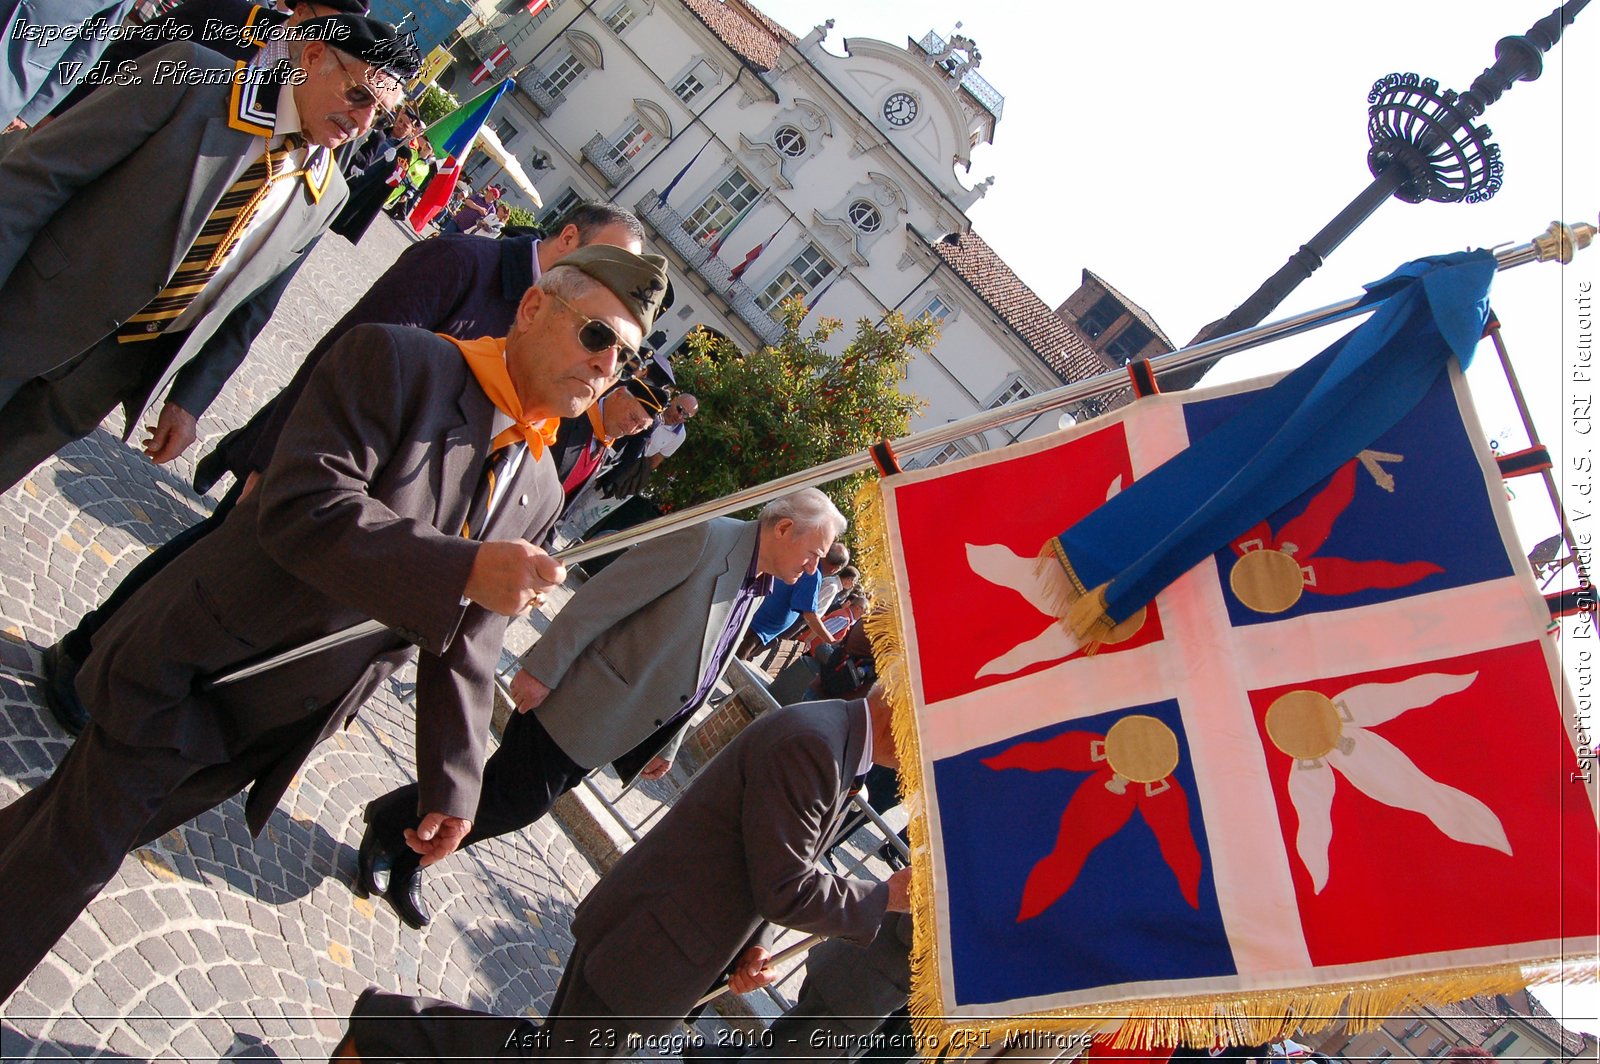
[749,0,1600,1038]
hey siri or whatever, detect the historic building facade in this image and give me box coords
[429,0,1167,463]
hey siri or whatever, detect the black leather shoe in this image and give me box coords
[191,446,229,495]
[354,811,392,899]
[386,865,431,929]
[40,641,91,736]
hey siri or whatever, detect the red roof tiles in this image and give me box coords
[931,230,1101,383]
[677,0,793,72]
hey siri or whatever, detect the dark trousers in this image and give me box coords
[365,709,587,879]
[61,478,244,662]
[345,987,536,1063]
[344,942,664,1062]
[0,332,178,494]
[0,718,304,1001]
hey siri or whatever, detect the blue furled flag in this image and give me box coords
[1048,250,1497,643]
[658,137,714,207]
[804,269,841,314]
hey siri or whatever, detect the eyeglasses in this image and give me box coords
[329,49,400,123]
[544,292,641,377]
[668,400,694,417]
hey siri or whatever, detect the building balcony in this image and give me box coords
[914,30,1005,119]
[516,74,565,116]
[580,133,635,189]
[637,193,784,348]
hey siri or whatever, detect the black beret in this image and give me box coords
[299,14,422,83]
[287,0,369,14]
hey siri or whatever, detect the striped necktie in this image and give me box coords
[118,134,307,343]
[461,441,526,540]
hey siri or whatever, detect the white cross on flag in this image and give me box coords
[865,360,1598,1048]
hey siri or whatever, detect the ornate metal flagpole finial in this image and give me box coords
[1169,1,1587,386]
[1366,0,1587,204]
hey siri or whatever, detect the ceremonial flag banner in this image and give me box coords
[860,254,1599,1049]
[470,44,510,85]
[409,81,514,232]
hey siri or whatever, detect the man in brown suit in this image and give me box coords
[332,687,911,1062]
[0,244,671,1002]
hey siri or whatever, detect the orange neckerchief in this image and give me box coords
[443,335,559,454]
[586,400,616,449]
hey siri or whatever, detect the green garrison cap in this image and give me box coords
[558,244,672,334]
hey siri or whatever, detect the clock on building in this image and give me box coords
[883,91,918,127]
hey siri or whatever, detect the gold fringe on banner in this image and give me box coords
[850,479,1596,1054]
[1035,539,1148,657]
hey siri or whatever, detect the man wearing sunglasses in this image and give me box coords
[550,369,672,512]
[0,243,670,1003]
[39,201,646,738]
[645,391,700,472]
[0,14,419,493]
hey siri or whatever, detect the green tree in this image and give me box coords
[653,300,935,531]
[504,205,540,230]
[416,85,458,125]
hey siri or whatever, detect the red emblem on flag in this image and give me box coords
[985,715,1201,920]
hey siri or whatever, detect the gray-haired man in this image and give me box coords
[355,488,847,929]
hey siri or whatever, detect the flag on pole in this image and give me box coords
[409,80,515,232]
[728,218,787,283]
[657,137,714,207]
[803,269,841,313]
[707,197,758,256]
[470,44,510,85]
[855,252,1599,1051]
[525,0,550,13]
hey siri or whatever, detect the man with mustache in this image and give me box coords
[0,13,417,492]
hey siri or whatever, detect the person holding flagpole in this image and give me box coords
[40,202,645,736]
[0,244,671,1003]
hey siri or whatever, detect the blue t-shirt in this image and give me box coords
[748,568,823,644]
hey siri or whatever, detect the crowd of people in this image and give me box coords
[0,1,914,1060]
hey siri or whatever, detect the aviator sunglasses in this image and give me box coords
[544,292,643,378]
[329,49,400,122]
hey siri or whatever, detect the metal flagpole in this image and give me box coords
[693,934,821,1008]
[210,219,1594,687]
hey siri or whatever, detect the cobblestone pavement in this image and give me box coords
[0,220,604,1061]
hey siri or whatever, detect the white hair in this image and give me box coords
[760,488,847,540]
[538,264,608,302]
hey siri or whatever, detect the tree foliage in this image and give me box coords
[652,299,936,533]
[504,205,540,230]
[416,85,458,125]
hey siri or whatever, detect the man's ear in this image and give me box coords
[557,223,582,251]
[516,285,544,330]
[299,39,327,71]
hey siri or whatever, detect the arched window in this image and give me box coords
[773,125,807,158]
[847,199,882,233]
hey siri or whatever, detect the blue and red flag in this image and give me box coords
[862,254,1599,1050]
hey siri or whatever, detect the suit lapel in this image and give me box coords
[480,441,550,541]
[698,521,762,678]
[174,115,257,277]
[825,699,872,835]
[433,377,492,536]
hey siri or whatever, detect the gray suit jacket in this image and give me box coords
[0,41,346,424]
[519,516,762,776]
[80,325,563,832]
[569,699,890,1018]
[0,0,136,127]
